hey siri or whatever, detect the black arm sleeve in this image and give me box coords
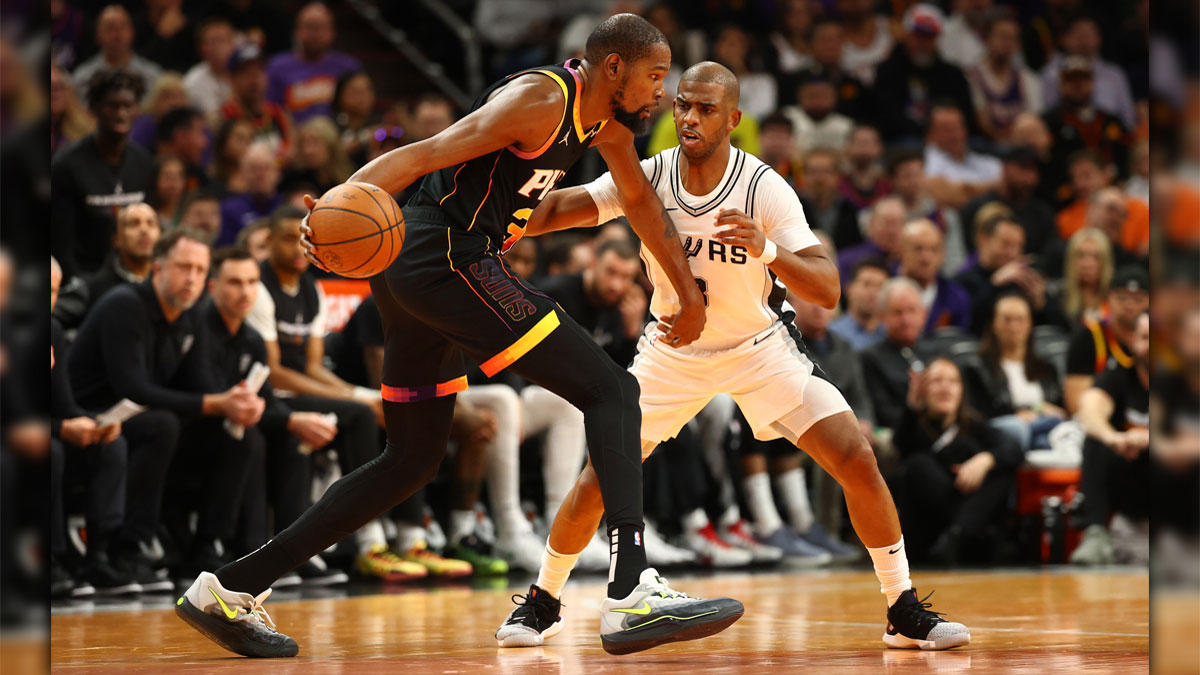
[99,295,205,415]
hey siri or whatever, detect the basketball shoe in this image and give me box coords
[400,540,473,578]
[445,535,510,576]
[495,584,564,647]
[720,519,784,564]
[882,588,971,651]
[599,568,744,655]
[683,523,753,567]
[175,572,298,658]
[355,543,427,581]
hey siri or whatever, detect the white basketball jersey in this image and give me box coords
[585,146,820,352]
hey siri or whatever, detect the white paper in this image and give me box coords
[94,399,147,428]
[225,362,271,440]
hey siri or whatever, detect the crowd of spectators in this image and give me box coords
[33,0,1198,599]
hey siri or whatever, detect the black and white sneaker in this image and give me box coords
[883,588,970,651]
[599,568,744,655]
[495,584,563,647]
[297,555,348,586]
[176,572,298,658]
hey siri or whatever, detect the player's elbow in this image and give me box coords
[817,284,841,311]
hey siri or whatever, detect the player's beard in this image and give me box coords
[680,127,725,163]
[611,79,653,136]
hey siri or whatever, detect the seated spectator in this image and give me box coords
[1040,16,1136,130]
[150,156,186,227]
[712,24,776,120]
[830,257,889,351]
[968,293,1067,450]
[236,218,273,262]
[1055,153,1148,260]
[964,11,1044,142]
[89,203,161,306]
[862,277,936,429]
[52,70,154,280]
[758,113,802,187]
[266,2,361,124]
[898,219,971,335]
[798,148,861,251]
[781,76,854,155]
[1063,265,1148,414]
[836,0,894,86]
[282,117,353,194]
[936,0,989,70]
[767,0,816,77]
[1043,58,1132,206]
[891,357,1022,563]
[50,64,94,157]
[332,71,381,167]
[922,103,1002,210]
[872,5,974,142]
[72,5,162,104]
[67,228,267,582]
[154,107,211,191]
[129,72,188,152]
[184,17,236,116]
[133,0,197,72]
[1070,312,1150,565]
[1059,227,1114,325]
[210,118,254,191]
[202,0,289,54]
[1124,140,1150,205]
[794,20,872,121]
[177,190,223,247]
[541,234,594,278]
[887,149,967,273]
[837,195,905,284]
[1008,111,1060,206]
[838,125,889,212]
[955,215,1060,333]
[219,142,282,246]
[959,146,1060,267]
[49,257,135,596]
[221,43,292,158]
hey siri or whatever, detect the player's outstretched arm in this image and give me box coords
[524,186,602,237]
[348,76,567,195]
[595,125,706,347]
[713,208,841,310]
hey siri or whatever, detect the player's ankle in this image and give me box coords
[606,525,647,599]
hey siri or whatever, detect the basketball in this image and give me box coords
[307,182,405,278]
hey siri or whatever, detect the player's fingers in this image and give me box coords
[304,249,330,272]
[303,193,316,210]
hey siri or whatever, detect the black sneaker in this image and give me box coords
[114,551,174,593]
[494,584,564,647]
[82,553,142,595]
[51,559,76,599]
[176,572,298,658]
[297,555,348,586]
[883,588,971,650]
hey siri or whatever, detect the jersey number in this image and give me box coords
[694,277,709,307]
[501,208,534,254]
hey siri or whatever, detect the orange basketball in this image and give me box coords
[307,181,405,278]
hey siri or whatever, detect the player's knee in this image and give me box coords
[830,436,881,487]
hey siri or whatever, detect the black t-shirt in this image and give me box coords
[1093,365,1149,432]
[1066,321,1132,377]
[333,295,385,388]
[538,273,637,367]
[258,262,322,373]
[51,135,155,279]
[199,300,290,434]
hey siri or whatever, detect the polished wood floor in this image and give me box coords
[50,568,1149,673]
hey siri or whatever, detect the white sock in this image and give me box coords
[448,509,476,544]
[743,472,784,537]
[535,541,580,599]
[354,519,388,555]
[717,504,741,530]
[867,536,912,607]
[683,508,710,534]
[774,468,815,533]
[395,523,426,553]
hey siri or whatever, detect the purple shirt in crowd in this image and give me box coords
[219,192,282,246]
[837,240,897,289]
[266,50,361,124]
[923,276,972,335]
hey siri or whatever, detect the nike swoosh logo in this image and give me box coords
[665,207,679,211]
[613,600,653,615]
[210,587,239,620]
[888,546,903,554]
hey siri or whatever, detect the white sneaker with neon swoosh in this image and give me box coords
[175,572,298,658]
[598,568,744,655]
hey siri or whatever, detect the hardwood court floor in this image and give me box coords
[50,568,1148,674]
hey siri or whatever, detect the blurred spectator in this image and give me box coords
[219,142,282,246]
[177,190,223,247]
[221,43,292,158]
[794,297,877,444]
[1008,111,1057,203]
[154,107,210,190]
[758,113,802,187]
[959,146,1059,263]
[862,277,935,430]
[266,2,361,124]
[892,357,1021,563]
[780,75,853,154]
[1040,17,1136,130]
[838,125,889,212]
[51,0,87,70]
[968,293,1067,451]
[408,93,457,142]
[184,17,236,117]
[922,103,1001,210]
[836,0,894,85]
[50,63,94,156]
[1123,140,1149,204]
[1063,265,1148,414]
[887,149,955,244]
[283,117,353,194]
[89,203,161,306]
[794,20,871,121]
[1070,312,1150,565]
[955,215,1058,333]
[134,0,196,73]
[898,219,971,334]
[937,0,993,70]
[332,71,380,167]
[1055,153,1148,260]
[150,157,185,227]
[798,148,860,251]
[202,0,289,54]
[235,219,273,262]
[1059,227,1114,325]
[837,195,904,283]
[1042,58,1132,204]
[52,70,153,280]
[129,72,188,151]
[211,118,254,190]
[73,5,162,104]
[965,11,1044,142]
[712,24,776,121]
[1018,0,1086,69]
[872,5,974,142]
[542,234,594,277]
[767,0,816,77]
[829,257,889,351]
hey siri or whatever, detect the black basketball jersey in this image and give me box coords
[410,59,607,254]
[259,261,321,372]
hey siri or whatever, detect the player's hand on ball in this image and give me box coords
[713,208,766,258]
[299,194,333,274]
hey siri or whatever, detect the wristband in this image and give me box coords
[758,239,778,264]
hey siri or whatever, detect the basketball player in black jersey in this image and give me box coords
[176,14,744,658]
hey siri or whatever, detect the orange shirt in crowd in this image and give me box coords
[1056,196,1149,255]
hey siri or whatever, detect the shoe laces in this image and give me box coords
[237,588,278,633]
[644,573,690,601]
[893,589,946,627]
[508,590,560,625]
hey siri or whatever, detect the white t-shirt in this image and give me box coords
[840,16,894,85]
[246,280,329,344]
[584,147,821,352]
[1001,359,1045,410]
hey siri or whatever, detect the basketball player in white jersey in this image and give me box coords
[495,62,971,651]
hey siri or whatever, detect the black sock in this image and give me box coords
[607,525,648,599]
